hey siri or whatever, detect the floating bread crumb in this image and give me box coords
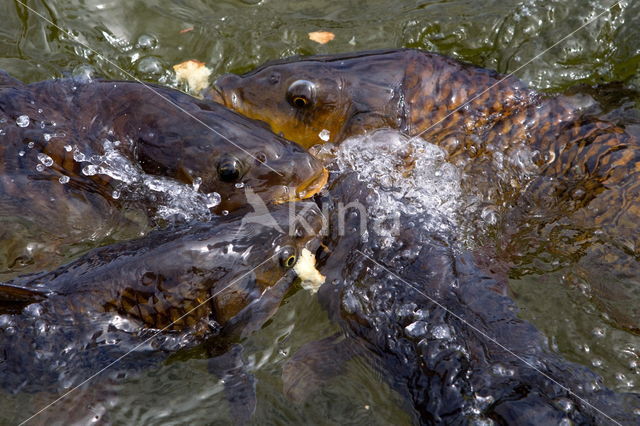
[294,248,326,293]
[308,31,335,44]
[173,60,212,95]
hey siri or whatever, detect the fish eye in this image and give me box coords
[217,156,243,182]
[286,80,316,109]
[279,246,298,269]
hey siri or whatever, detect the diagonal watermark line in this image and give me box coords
[14,0,283,177]
[408,0,622,144]
[18,252,281,426]
[355,249,622,425]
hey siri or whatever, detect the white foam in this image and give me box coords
[335,130,464,245]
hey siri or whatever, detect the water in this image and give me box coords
[335,130,466,246]
[1,0,640,424]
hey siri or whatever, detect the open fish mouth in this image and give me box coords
[208,85,225,105]
[275,167,328,203]
[295,167,329,200]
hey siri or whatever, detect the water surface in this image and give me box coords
[1,0,640,424]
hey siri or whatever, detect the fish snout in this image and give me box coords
[287,154,328,201]
[214,74,243,108]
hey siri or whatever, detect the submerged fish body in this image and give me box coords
[290,172,640,424]
[0,201,323,394]
[0,71,327,278]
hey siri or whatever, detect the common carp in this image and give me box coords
[212,49,640,328]
[211,49,640,240]
[0,201,322,423]
[284,170,640,424]
[0,71,327,278]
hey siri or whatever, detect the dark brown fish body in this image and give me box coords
[212,49,640,239]
[0,71,327,278]
[0,202,322,393]
[293,171,640,424]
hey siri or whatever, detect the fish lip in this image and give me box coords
[273,167,329,204]
[209,84,226,105]
[294,167,329,200]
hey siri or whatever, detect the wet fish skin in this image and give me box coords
[304,172,640,424]
[214,49,640,329]
[213,49,640,245]
[0,201,323,393]
[0,71,327,278]
[0,70,326,213]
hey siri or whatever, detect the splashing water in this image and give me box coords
[70,140,220,221]
[335,130,465,245]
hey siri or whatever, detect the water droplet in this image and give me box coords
[234,182,245,189]
[431,324,451,339]
[206,192,221,208]
[318,129,331,141]
[137,56,163,75]
[18,151,25,157]
[192,176,202,191]
[136,34,158,49]
[404,321,428,338]
[16,115,29,127]
[37,108,43,114]
[27,141,35,148]
[112,190,121,199]
[73,149,86,162]
[35,164,45,172]
[82,165,98,176]
[222,210,229,216]
[59,175,70,184]
[37,153,54,167]
[64,145,73,152]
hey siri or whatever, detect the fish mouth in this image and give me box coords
[208,84,226,105]
[295,167,329,200]
[276,167,328,203]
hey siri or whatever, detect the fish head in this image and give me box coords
[211,50,407,148]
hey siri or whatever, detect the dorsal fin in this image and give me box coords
[0,283,46,303]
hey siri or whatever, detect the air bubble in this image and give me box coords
[206,192,221,208]
[82,165,98,176]
[16,115,29,127]
[318,129,331,141]
[37,153,54,167]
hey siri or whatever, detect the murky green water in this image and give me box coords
[1,0,640,424]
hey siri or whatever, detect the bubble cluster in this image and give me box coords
[335,130,464,245]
